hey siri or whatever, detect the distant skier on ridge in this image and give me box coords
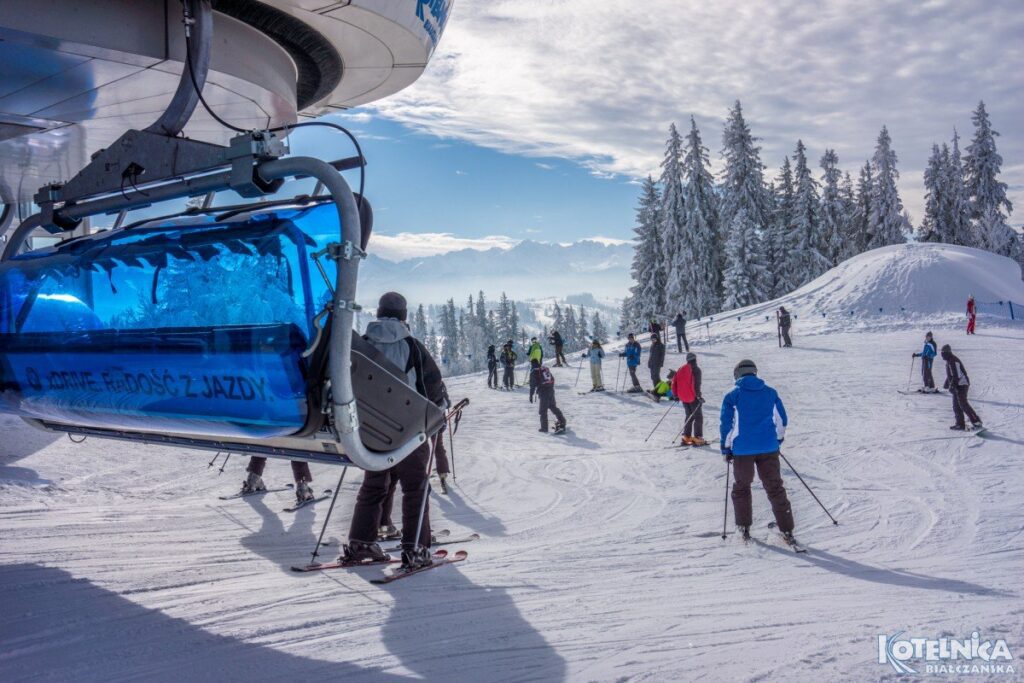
[966,295,977,335]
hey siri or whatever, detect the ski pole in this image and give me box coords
[644,400,677,442]
[907,355,916,392]
[207,451,222,468]
[574,356,584,388]
[310,466,348,562]
[447,422,457,481]
[413,438,437,553]
[669,403,701,445]
[777,312,782,348]
[614,354,622,392]
[779,451,839,526]
[721,459,731,539]
[217,453,231,474]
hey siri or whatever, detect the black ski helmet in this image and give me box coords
[686,352,697,363]
[734,359,757,379]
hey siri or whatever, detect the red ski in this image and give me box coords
[371,550,468,584]
[291,550,447,573]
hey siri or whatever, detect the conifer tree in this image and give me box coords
[576,305,589,343]
[721,208,768,309]
[819,148,846,266]
[946,132,974,248]
[413,304,428,339]
[672,117,720,316]
[564,306,578,351]
[964,101,1017,260]
[838,171,858,261]
[867,126,906,248]
[627,176,664,322]
[768,159,797,296]
[919,144,947,243]
[591,312,607,343]
[852,161,874,254]
[658,124,686,316]
[787,140,829,285]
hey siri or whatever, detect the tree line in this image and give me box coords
[624,100,1020,326]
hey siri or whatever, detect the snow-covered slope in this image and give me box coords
[2,242,1023,681]
[684,243,1024,343]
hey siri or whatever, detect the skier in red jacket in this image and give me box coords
[671,352,706,446]
[966,295,976,334]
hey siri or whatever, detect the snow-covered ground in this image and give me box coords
[2,245,1024,681]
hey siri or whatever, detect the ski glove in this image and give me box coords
[698,396,705,405]
[778,437,785,445]
[721,446,733,457]
[722,454,734,463]
[912,352,919,357]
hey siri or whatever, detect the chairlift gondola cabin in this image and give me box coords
[0,0,453,472]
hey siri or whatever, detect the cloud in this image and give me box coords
[582,236,634,247]
[455,169,468,175]
[372,0,1024,222]
[370,232,518,261]
[535,162,555,170]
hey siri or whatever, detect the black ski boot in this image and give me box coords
[400,545,433,571]
[739,525,751,542]
[552,423,566,434]
[341,540,389,564]
[439,473,449,495]
[295,481,315,504]
[378,524,401,541]
[949,424,966,431]
[240,472,266,494]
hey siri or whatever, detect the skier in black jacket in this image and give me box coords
[778,307,792,347]
[549,330,567,367]
[672,313,689,353]
[648,333,665,387]
[940,344,982,431]
[500,341,517,389]
[529,359,566,433]
[486,344,499,389]
[342,292,445,570]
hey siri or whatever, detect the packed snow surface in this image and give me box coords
[2,244,1024,681]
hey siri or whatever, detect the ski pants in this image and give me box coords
[731,453,794,533]
[921,357,935,389]
[676,330,688,353]
[537,386,565,431]
[590,363,604,389]
[555,345,567,367]
[951,384,981,427]
[503,365,515,389]
[488,365,498,388]
[683,400,703,438]
[649,367,662,387]
[627,365,641,390]
[781,326,792,347]
[381,432,448,527]
[350,441,431,549]
[967,315,976,334]
[246,457,311,483]
[433,431,450,475]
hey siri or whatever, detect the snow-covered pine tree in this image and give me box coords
[819,148,846,267]
[496,293,512,343]
[551,302,566,342]
[564,305,578,351]
[838,171,858,261]
[768,158,797,297]
[852,161,874,255]
[619,296,633,335]
[674,117,720,316]
[627,176,664,323]
[721,208,768,309]
[591,311,607,343]
[426,326,439,359]
[720,101,771,303]
[509,301,520,347]
[413,303,428,339]
[919,144,948,243]
[945,131,974,248]
[576,305,589,343]
[659,124,686,317]
[964,101,1017,260]
[787,140,829,286]
[867,126,906,248]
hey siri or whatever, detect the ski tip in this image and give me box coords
[433,549,449,559]
[452,550,469,560]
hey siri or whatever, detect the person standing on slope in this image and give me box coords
[528,337,544,364]
[648,333,666,388]
[672,312,689,353]
[649,319,663,338]
[940,344,983,431]
[672,352,706,446]
[778,307,793,347]
[966,295,977,335]
[486,344,499,389]
[912,332,939,393]
[239,458,315,505]
[619,333,643,393]
[549,330,567,367]
[720,359,795,543]
[342,292,445,570]
[582,339,606,391]
[500,340,517,390]
[529,359,567,433]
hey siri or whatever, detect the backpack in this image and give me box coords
[538,366,555,386]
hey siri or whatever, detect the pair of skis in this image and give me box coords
[291,548,471,584]
[218,484,332,513]
[665,438,719,450]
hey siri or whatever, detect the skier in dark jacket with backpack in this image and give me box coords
[529,359,566,433]
[486,344,499,389]
[648,333,666,387]
[940,344,982,431]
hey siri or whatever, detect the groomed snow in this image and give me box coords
[2,245,1023,681]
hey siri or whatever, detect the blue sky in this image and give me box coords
[285,115,638,257]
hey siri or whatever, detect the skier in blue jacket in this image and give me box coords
[720,359,795,542]
[911,331,938,393]
[619,333,643,393]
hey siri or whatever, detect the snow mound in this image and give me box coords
[697,243,1024,342]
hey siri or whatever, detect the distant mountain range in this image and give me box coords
[358,239,633,305]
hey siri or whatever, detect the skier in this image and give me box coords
[619,333,643,392]
[940,344,983,431]
[549,330,567,367]
[778,306,793,347]
[966,295,977,335]
[581,339,605,391]
[912,331,939,393]
[486,344,499,389]
[649,369,677,402]
[672,312,689,353]
[500,340,517,389]
[720,359,795,543]
[239,458,315,505]
[341,292,445,570]
[648,333,665,388]
[529,359,567,433]
[648,319,663,337]
[671,352,706,445]
[528,336,544,364]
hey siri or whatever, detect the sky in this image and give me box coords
[296,0,1023,261]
